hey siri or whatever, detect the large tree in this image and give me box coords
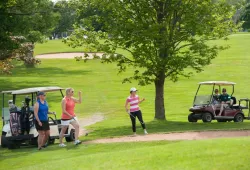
[67,0,241,120]
[0,0,59,73]
[241,1,250,30]
[52,0,77,38]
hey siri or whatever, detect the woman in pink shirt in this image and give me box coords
[59,88,82,147]
[125,87,148,136]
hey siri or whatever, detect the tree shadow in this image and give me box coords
[1,66,91,77]
[0,79,52,92]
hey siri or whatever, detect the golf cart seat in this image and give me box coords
[231,96,237,105]
[231,96,246,109]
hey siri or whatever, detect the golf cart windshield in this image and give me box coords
[194,95,212,106]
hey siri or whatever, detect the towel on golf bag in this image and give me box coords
[9,112,22,136]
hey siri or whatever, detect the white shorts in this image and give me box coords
[61,117,78,126]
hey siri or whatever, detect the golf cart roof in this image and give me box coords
[1,86,64,95]
[199,81,236,85]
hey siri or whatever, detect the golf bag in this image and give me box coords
[9,111,22,136]
[8,100,22,136]
[20,96,32,135]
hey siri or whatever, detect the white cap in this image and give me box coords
[130,87,137,92]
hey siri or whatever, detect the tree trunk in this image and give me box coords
[154,71,166,120]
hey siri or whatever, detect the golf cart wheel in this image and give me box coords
[188,113,197,122]
[234,113,244,122]
[30,137,38,146]
[65,129,75,142]
[48,138,55,144]
[202,113,212,123]
[7,141,20,149]
[217,119,227,122]
[1,132,8,148]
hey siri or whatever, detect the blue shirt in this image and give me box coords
[36,100,49,121]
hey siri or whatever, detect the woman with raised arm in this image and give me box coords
[59,88,82,147]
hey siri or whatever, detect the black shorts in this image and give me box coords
[35,120,50,131]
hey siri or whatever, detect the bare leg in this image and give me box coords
[59,126,68,144]
[38,130,45,149]
[218,102,226,116]
[71,121,80,141]
[43,130,50,146]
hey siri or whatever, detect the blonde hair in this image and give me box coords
[65,88,73,95]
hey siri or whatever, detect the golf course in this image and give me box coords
[0,33,250,170]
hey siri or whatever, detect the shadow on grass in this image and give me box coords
[0,66,91,77]
[0,79,52,92]
[85,120,250,140]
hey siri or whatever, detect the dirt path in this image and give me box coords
[78,113,104,136]
[84,130,250,144]
[36,52,104,59]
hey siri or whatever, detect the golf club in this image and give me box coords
[127,111,144,124]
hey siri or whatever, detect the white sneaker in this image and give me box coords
[144,130,148,135]
[59,143,67,147]
[74,140,82,145]
[132,133,137,137]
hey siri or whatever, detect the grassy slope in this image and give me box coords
[34,39,90,56]
[1,34,250,137]
[1,33,250,170]
[1,138,250,170]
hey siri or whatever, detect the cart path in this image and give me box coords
[78,113,105,136]
[36,52,104,59]
[84,130,250,144]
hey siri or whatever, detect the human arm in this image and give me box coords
[72,91,82,103]
[125,99,129,113]
[34,102,42,126]
[61,99,73,118]
[138,97,145,104]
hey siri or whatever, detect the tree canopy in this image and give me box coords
[64,0,241,119]
[0,0,59,73]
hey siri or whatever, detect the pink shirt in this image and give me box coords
[126,95,140,112]
[61,97,76,119]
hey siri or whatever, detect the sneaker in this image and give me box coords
[74,140,82,145]
[132,133,137,137]
[59,143,67,147]
[144,130,148,135]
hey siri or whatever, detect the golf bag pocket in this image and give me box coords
[9,112,22,136]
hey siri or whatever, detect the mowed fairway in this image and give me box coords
[1,33,250,169]
[1,138,250,170]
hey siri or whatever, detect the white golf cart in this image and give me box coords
[1,86,75,149]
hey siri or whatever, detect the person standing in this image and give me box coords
[59,88,82,147]
[125,87,148,136]
[34,92,51,150]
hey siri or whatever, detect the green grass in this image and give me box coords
[1,138,250,170]
[34,39,93,56]
[2,33,250,137]
[1,33,250,169]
